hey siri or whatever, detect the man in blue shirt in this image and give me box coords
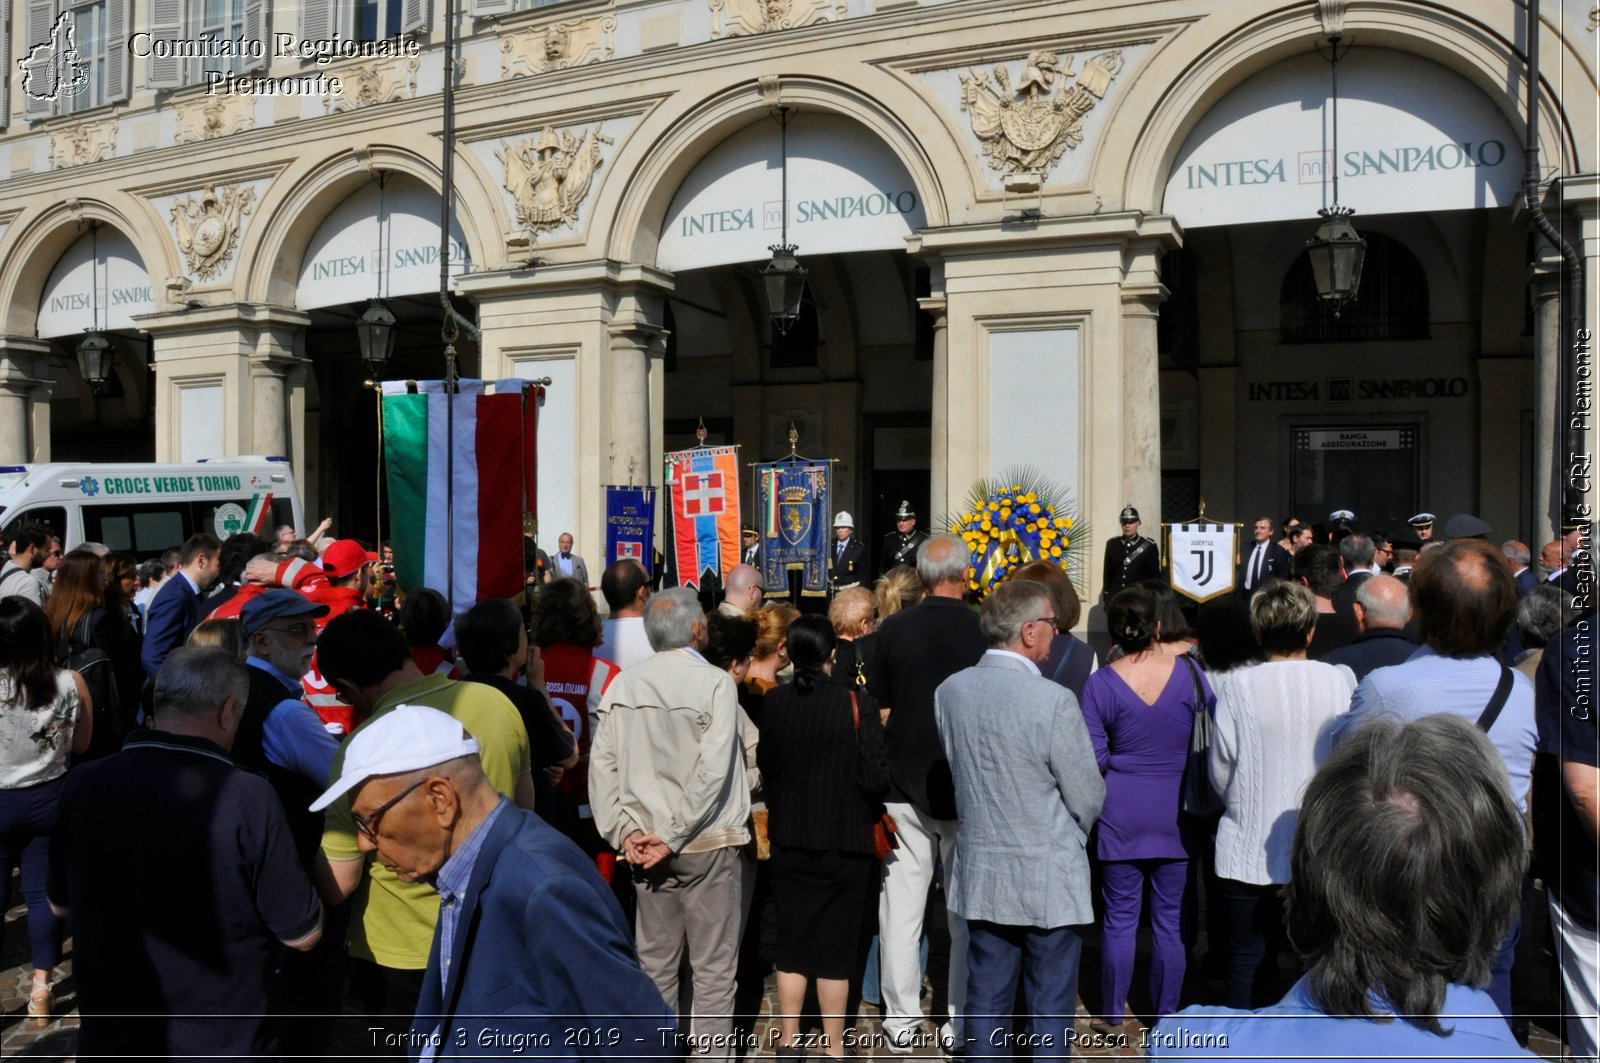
[1334,539,1535,1026]
[1151,714,1533,1062]
[312,705,669,1060]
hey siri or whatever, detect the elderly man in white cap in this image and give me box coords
[831,510,869,591]
[313,705,669,1059]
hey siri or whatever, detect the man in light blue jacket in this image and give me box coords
[936,578,1105,1061]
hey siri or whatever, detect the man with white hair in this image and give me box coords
[717,563,763,617]
[590,587,751,1061]
[313,705,668,1058]
[1321,574,1416,682]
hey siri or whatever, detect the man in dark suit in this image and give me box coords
[1332,532,1378,616]
[739,526,761,568]
[1101,506,1160,604]
[140,532,222,678]
[880,500,930,575]
[1503,540,1538,597]
[312,705,670,1059]
[1237,516,1292,598]
[1321,574,1417,682]
[830,511,870,591]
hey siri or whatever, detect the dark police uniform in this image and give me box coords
[880,501,929,574]
[1101,505,1160,603]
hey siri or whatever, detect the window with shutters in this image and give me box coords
[297,0,428,42]
[145,0,267,90]
[57,0,112,114]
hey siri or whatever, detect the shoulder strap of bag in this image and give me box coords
[850,689,860,732]
[1180,652,1204,706]
[1475,666,1516,733]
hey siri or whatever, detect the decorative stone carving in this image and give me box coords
[1317,0,1348,38]
[47,119,116,169]
[497,126,611,241]
[326,56,420,113]
[1591,2,1598,31]
[710,0,844,40]
[174,94,254,143]
[501,16,615,78]
[171,184,255,280]
[959,49,1124,179]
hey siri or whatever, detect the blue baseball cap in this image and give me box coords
[240,588,329,636]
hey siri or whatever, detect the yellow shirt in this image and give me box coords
[320,673,532,969]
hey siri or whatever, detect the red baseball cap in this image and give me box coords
[322,539,378,578]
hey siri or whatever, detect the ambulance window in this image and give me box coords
[15,507,65,542]
[83,504,188,559]
[271,499,296,535]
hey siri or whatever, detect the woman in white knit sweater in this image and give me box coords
[1209,581,1355,1008]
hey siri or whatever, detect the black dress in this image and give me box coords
[758,674,890,979]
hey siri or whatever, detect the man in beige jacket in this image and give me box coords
[590,586,751,1061]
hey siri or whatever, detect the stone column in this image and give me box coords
[1121,288,1165,531]
[606,323,665,487]
[250,358,289,456]
[1531,263,1562,545]
[0,337,52,464]
[918,294,949,526]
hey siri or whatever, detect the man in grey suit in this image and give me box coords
[549,532,590,587]
[935,579,1105,1061]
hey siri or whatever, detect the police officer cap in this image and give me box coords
[833,511,854,529]
[1119,506,1140,524]
[1328,509,1355,524]
[1407,512,1436,529]
[1441,513,1492,540]
[895,500,917,520]
[741,525,758,536]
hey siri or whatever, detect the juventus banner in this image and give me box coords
[1166,521,1240,604]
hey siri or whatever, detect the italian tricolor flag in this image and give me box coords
[381,380,542,615]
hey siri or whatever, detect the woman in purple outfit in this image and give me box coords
[1080,585,1215,1033]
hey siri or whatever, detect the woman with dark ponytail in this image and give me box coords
[1080,585,1216,1034]
[757,614,890,1058]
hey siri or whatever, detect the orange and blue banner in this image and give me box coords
[664,446,740,589]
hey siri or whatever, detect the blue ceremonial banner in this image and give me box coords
[755,461,832,596]
[605,486,656,576]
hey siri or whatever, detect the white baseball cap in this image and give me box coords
[833,511,854,528]
[309,704,481,811]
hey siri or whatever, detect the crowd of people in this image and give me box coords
[0,504,1591,1061]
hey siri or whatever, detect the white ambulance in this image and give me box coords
[0,456,304,560]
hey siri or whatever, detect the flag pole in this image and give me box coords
[440,0,460,610]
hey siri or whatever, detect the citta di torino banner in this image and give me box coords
[604,486,656,576]
[1166,521,1240,604]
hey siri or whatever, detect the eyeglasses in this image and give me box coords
[1027,615,1057,630]
[352,777,429,842]
[264,620,317,639]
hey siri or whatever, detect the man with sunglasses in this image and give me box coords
[312,705,668,1059]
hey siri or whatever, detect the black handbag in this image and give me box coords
[1178,655,1223,818]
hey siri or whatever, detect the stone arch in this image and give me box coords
[1111,4,1591,216]
[0,195,175,338]
[242,136,505,307]
[603,75,953,268]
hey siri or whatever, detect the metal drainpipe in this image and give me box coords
[1524,0,1589,519]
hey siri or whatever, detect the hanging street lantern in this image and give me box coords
[356,297,398,377]
[761,244,807,336]
[1306,206,1367,315]
[76,331,114,393]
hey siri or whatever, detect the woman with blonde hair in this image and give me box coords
[874,565,925,621]
[186,617,246,659]
[1209,580,1355,1008]
[743,602,801,721]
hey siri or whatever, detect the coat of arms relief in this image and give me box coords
[501,17,615,78]
[959,49,1125,179]
[710,0,845,40]
[171,184,255,279]
[497,126,611,242]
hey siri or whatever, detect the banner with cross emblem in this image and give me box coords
[664,445,741,589]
